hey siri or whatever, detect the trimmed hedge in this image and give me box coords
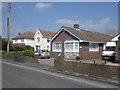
[2,50,34,57]
[11,45,34,51]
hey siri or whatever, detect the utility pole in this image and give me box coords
[7,2,11,52]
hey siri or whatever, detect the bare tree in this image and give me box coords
[104,29,118,37]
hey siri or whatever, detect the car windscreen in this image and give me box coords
[42,50,49,52]
[105,47,115,51]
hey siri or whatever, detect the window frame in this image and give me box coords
[37,37,40,42]
[64,41,79,52]
[52,42,62,52]
[15,39,18,42]
[21,39,24,42]
[47,38,50,43]
[89,43,99,52]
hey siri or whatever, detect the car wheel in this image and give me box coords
[47,57,50,59]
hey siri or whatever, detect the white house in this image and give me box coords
[12,29,55,52]
[12,31,35,47]
[112,33,120,42]
[34,29,55,52]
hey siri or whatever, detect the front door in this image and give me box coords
[36,46,40,52]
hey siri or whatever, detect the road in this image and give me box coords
[2,62,118,88]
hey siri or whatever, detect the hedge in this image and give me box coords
[2,50,34,57]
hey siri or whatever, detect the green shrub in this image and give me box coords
[24,45,34,51]
[6,50,34,57]
[10,45,34,52]
[76,56,80,61]
[22,50,34,57]
[2,39,8,51]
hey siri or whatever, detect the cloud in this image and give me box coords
[99,17,111,24]
[56,17,111,28]
[56,19,79,25]
[55,17,117,34]
[80,17,111,28]
[35,3,53,10]
[80,20,104,28]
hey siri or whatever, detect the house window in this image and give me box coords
[47,38,50,43]
[37,37,40,42]
[89,43,99,51]
[64,42,79,52]
[15,40,18,42]
[36,46,40,52]
[52,43,62,52]
[21,39,24,42]
[75,42,79,51]
[47,46,49,50]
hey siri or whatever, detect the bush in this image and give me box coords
[1,38,13,51]
[2,39,8,51]
[10,45,34,51]
[7,50,34,57]
[24,45,34,51]
[76,56,80,61]
[22,50,34,57]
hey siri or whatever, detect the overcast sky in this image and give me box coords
[2,2,118,39]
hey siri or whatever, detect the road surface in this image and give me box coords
[2,62,118,88]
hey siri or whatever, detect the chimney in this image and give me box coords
[18,32,21,35]
[73,23,79,29]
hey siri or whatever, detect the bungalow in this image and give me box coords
[12,31,35,47]
[112,33,120,63]
[50,24,112,60]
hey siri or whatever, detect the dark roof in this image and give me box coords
[12,31,35,40]
[39,30,56,38]
[63,26,112,43]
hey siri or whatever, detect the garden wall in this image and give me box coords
[2,54,38,63]
[54,56,119,80]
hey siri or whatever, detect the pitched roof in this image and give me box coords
[51,26,112,43]
[39,30,56,38]
[12,31,35,40]
[112,33,120,41]
[63,26,112,43]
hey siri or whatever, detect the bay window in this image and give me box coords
[64,42,79,52]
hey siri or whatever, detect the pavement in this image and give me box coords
[2,61,119,88]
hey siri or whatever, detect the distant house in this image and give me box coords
[112,33,120,63]
[34,29,56,52]
[12,31,35,47]
[12,29,56,52]
[50,24,112,60]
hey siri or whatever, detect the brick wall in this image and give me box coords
[54,58,119,80]
[115,36,120,63]
[2,54,38,63]
[79,43,103,60]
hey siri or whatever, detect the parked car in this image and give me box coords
[38,49,50,59]
[102,42,116,61]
